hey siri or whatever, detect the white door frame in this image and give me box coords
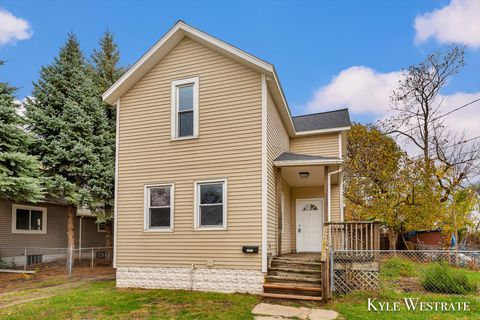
[296,198,324,253]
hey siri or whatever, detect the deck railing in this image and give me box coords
[325,221,381,251]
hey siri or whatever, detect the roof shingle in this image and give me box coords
[292,108,351,132]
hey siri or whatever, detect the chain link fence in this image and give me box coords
[0,247,113,275]
[331,250,480,295]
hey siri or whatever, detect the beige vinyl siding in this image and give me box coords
[0,200,105,249]
[266,90,289,256]
[330,184,341,222]
[117,38,263,270]
[280,178,292,254]
[290,133,339,157]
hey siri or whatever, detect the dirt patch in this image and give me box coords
[0,264,115,294]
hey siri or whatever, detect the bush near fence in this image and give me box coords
[331,250,480,295]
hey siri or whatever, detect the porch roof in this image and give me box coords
[273,152,342,167]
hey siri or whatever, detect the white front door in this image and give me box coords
[296,199,323,252]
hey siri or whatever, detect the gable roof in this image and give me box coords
[293,108,351,133]
[103,21,350,137]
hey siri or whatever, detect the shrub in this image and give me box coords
[380,256,418,279]
[421,262,477,294]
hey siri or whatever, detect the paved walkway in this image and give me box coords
[252,303,339,320]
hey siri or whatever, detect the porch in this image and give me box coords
[271,152,344,256]
[266,152,380,300]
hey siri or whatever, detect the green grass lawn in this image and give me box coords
[1,278,479,319]
[332,290,480,320]
[0,280,259,320]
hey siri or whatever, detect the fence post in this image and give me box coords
[24,248,27,272]
[67,247,73,277]
[91,248,94,269]
[329,247,334,296]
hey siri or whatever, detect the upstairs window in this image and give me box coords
[195,180,227,229]
[12,205,47,234]
[171,77,199,139]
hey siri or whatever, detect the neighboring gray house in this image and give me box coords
[0,199,107,266]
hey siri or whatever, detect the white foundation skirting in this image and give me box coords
[116,266,264,294]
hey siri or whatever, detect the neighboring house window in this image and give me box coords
[144,184,174,231]
[195,180,227,229]
[171,77,199,139]
[97,222,106,232]
[11,204,47,234]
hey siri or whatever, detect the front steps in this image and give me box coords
[263,254,323,301]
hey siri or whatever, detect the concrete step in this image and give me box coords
[260,292,323,301]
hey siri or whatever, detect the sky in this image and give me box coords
[0,0,479,146]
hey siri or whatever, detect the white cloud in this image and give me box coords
[415,0,480,48]
[0,8,32,45]
[302,66,480,155]
[304,66,400,115]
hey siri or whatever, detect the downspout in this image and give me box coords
[327,168,342,223]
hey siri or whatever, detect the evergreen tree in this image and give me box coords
[25,34,113,249]
[0,61,43,202]
[91,31,125,247]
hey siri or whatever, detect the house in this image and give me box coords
[0,199,107,267]
[102,21,350,295]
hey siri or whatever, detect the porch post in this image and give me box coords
[275,167,282,256]
[323,166,329,223]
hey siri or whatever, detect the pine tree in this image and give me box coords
[0,61,43,202]
[91,31,125,247]
[25,34,113,250]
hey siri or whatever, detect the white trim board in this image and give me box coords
[261,74,268,273]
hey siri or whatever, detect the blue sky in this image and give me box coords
[1,0,479,128]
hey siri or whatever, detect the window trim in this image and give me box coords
[171,77,199,140]
[194,179,227,230]
[11,204,48,234]
[144,183,175,232]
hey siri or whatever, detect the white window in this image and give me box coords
[97,222,106,232]
[195,179,227,229]
[171,77,199,140]
[144,184,174,231]
[11,204,47,234]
